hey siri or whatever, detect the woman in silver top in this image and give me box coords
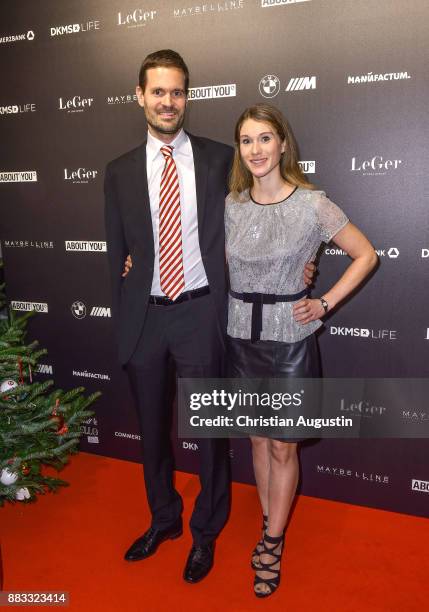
[226,104,377,598]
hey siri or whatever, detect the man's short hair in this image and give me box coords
[138,49,190,93]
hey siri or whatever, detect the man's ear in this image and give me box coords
[136,85,144,108]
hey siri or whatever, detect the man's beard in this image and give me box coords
[146,109,185,135]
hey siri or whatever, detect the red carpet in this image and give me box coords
[1,452,428,611]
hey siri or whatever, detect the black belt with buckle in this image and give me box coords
[229,288,309,342]
[149,286,210,306]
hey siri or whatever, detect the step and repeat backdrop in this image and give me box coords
[1,0,428,517]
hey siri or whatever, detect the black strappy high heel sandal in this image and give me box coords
[253,532,284,598]
[251,514,268,570]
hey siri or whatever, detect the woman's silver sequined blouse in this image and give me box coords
[225,187,349,343]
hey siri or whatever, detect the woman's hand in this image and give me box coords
[122,254,132,277]
[303,261,316,286]
[293,298,325,325]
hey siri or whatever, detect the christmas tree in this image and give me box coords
[0,264,100,505]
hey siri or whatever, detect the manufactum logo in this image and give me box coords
[330,327,397,341]
[411,479,429,493]
[36,364,53,375]
[261,0,311,7]
[0,30,35,44]
[50,21,100,37]
[3,240,54,249]
[64,168,98,183]
[0,103,36,115]
[188,84,236,101]
[107,93,137,105]
[286,76,316,91]
[259,75,281,98]
[347,71,411,85]
[317,465,389,484]
[71,301,111,319]
[299,161,316,174]
[58,96,94,113]
[11,301,48,313]
[325,246,399,258]
[173,1,244,18]
[65,241,107,252]
[351,155,402,176]
[73,370,110,381]
[117,8,157,27]
[0,171,37,183]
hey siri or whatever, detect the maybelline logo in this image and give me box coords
[0,31,35,44]
[259,75,281,98]
[317,465,389,484]
[36,364,53,375]
[65,241,107,252]
[50,21,100,37]
[325,246,399,258]
[261,0,311,6]
[188,84,236,101]
[107,93,138,105]
[73,370,110,381]
[58,96,94,113]
[183,441,199,450]
[403,410,428,423]
[286,76,316,91]
[347,71,411,85]
[351,155,402,176]
[117,9,157,27]
[71,301,111,319]
[330,327,397,340]
[81,417,99,444]
[341,399,386,417]
[3,240,54,249]
[299,161,315,174]
[411,479,429,493]
[11,301,48,313]
[0,171,37,183]
[64,168,98,183]
[173,1,244,17]
[0,103,36,115]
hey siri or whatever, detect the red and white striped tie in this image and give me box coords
[159,145,185,301]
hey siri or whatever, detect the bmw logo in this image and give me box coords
[259,75,281,99]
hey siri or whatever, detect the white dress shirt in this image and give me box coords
[146,130,208,296]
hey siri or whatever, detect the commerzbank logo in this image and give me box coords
[325,246,399,258]
[0,30,35,44]
[188,84,236,101]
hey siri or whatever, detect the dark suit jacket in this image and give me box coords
[104,133,234,365]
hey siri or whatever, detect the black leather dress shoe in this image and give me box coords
[183,543,215,583]
[124,520,183,561]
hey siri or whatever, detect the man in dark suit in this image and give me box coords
[104,50,232,583]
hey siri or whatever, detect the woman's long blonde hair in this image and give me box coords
[229,103,314,200]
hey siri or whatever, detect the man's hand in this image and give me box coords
[122,254,132,277]
[303,261,316,286]
[293,298,326,325]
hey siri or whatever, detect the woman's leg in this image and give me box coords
[250,435,270,516]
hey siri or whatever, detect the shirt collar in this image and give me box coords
[146,129,190,163]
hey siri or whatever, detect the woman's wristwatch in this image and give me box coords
[319,297,329,313]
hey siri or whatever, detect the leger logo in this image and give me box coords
[117,9,157,26]
[64,168,98,183]
[58,96,94,113]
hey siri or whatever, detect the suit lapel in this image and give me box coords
[189,134,209,248]
[133,142,155,259]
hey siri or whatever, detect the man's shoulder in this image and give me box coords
[187,133,234,157]
[106,144,144,173]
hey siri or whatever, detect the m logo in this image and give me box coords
[37,364,53,375]
[286,76,316,91]
[90,306,111,317]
